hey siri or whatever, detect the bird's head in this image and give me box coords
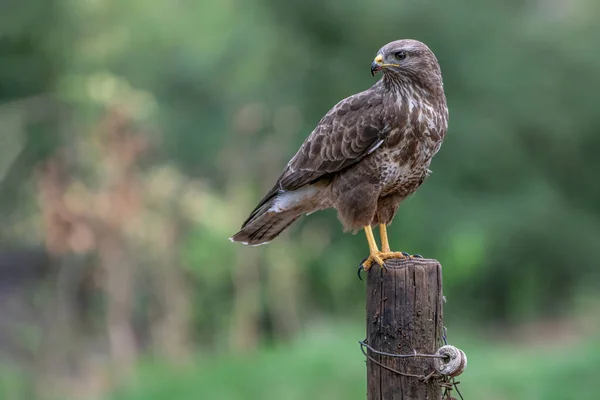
[371,39,442,91]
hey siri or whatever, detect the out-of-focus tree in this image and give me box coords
[1,0,600,398]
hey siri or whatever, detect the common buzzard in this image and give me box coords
[230,39,448,273]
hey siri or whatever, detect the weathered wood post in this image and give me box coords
[364,258,446,400]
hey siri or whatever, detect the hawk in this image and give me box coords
[230,39,448,273]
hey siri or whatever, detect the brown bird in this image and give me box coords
[230,39,448,273]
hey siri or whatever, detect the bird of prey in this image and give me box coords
[230,39,448,273]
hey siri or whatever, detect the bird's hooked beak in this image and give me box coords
[371,54,384,76]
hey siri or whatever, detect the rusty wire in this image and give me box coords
[359,339,448,360]
[359,340,440,381]
[359,330,464,400]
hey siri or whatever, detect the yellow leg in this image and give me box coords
[380,224,390,253]
[361,225,408,273]
[362,226,384,272]
[365,225,379,254]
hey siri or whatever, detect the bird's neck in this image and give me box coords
[382,73,407,92]
[383,73,444,100]
[383,74,446,113]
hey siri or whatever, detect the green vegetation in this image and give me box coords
[0,0,599,398]
[107,323,599,400]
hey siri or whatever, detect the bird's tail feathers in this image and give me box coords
[230,186,320,246]
[229,204,300,246]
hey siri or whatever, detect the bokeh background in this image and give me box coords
[1,0,599,399]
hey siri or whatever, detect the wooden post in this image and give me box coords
[365,258,444,400]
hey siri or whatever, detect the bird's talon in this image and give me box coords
[359,250,411,278]
[401,252,410,258]
[373,255,385,268]
[413,254,423,259]
[358,255,375,280]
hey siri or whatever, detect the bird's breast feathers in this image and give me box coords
[371,93,446,193]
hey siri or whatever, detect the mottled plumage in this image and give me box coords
[231,39,448,252]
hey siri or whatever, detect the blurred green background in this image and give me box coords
[0,0,599,399]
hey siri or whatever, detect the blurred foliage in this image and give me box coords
[0,0,599,398]
[112,321,600,400]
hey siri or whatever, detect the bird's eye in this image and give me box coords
[394,51,407,61]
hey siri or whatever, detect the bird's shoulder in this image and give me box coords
[287,85,393,172]
[314,84,387,130]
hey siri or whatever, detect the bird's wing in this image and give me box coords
[243,88,389,226]
[281,90,387,190]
